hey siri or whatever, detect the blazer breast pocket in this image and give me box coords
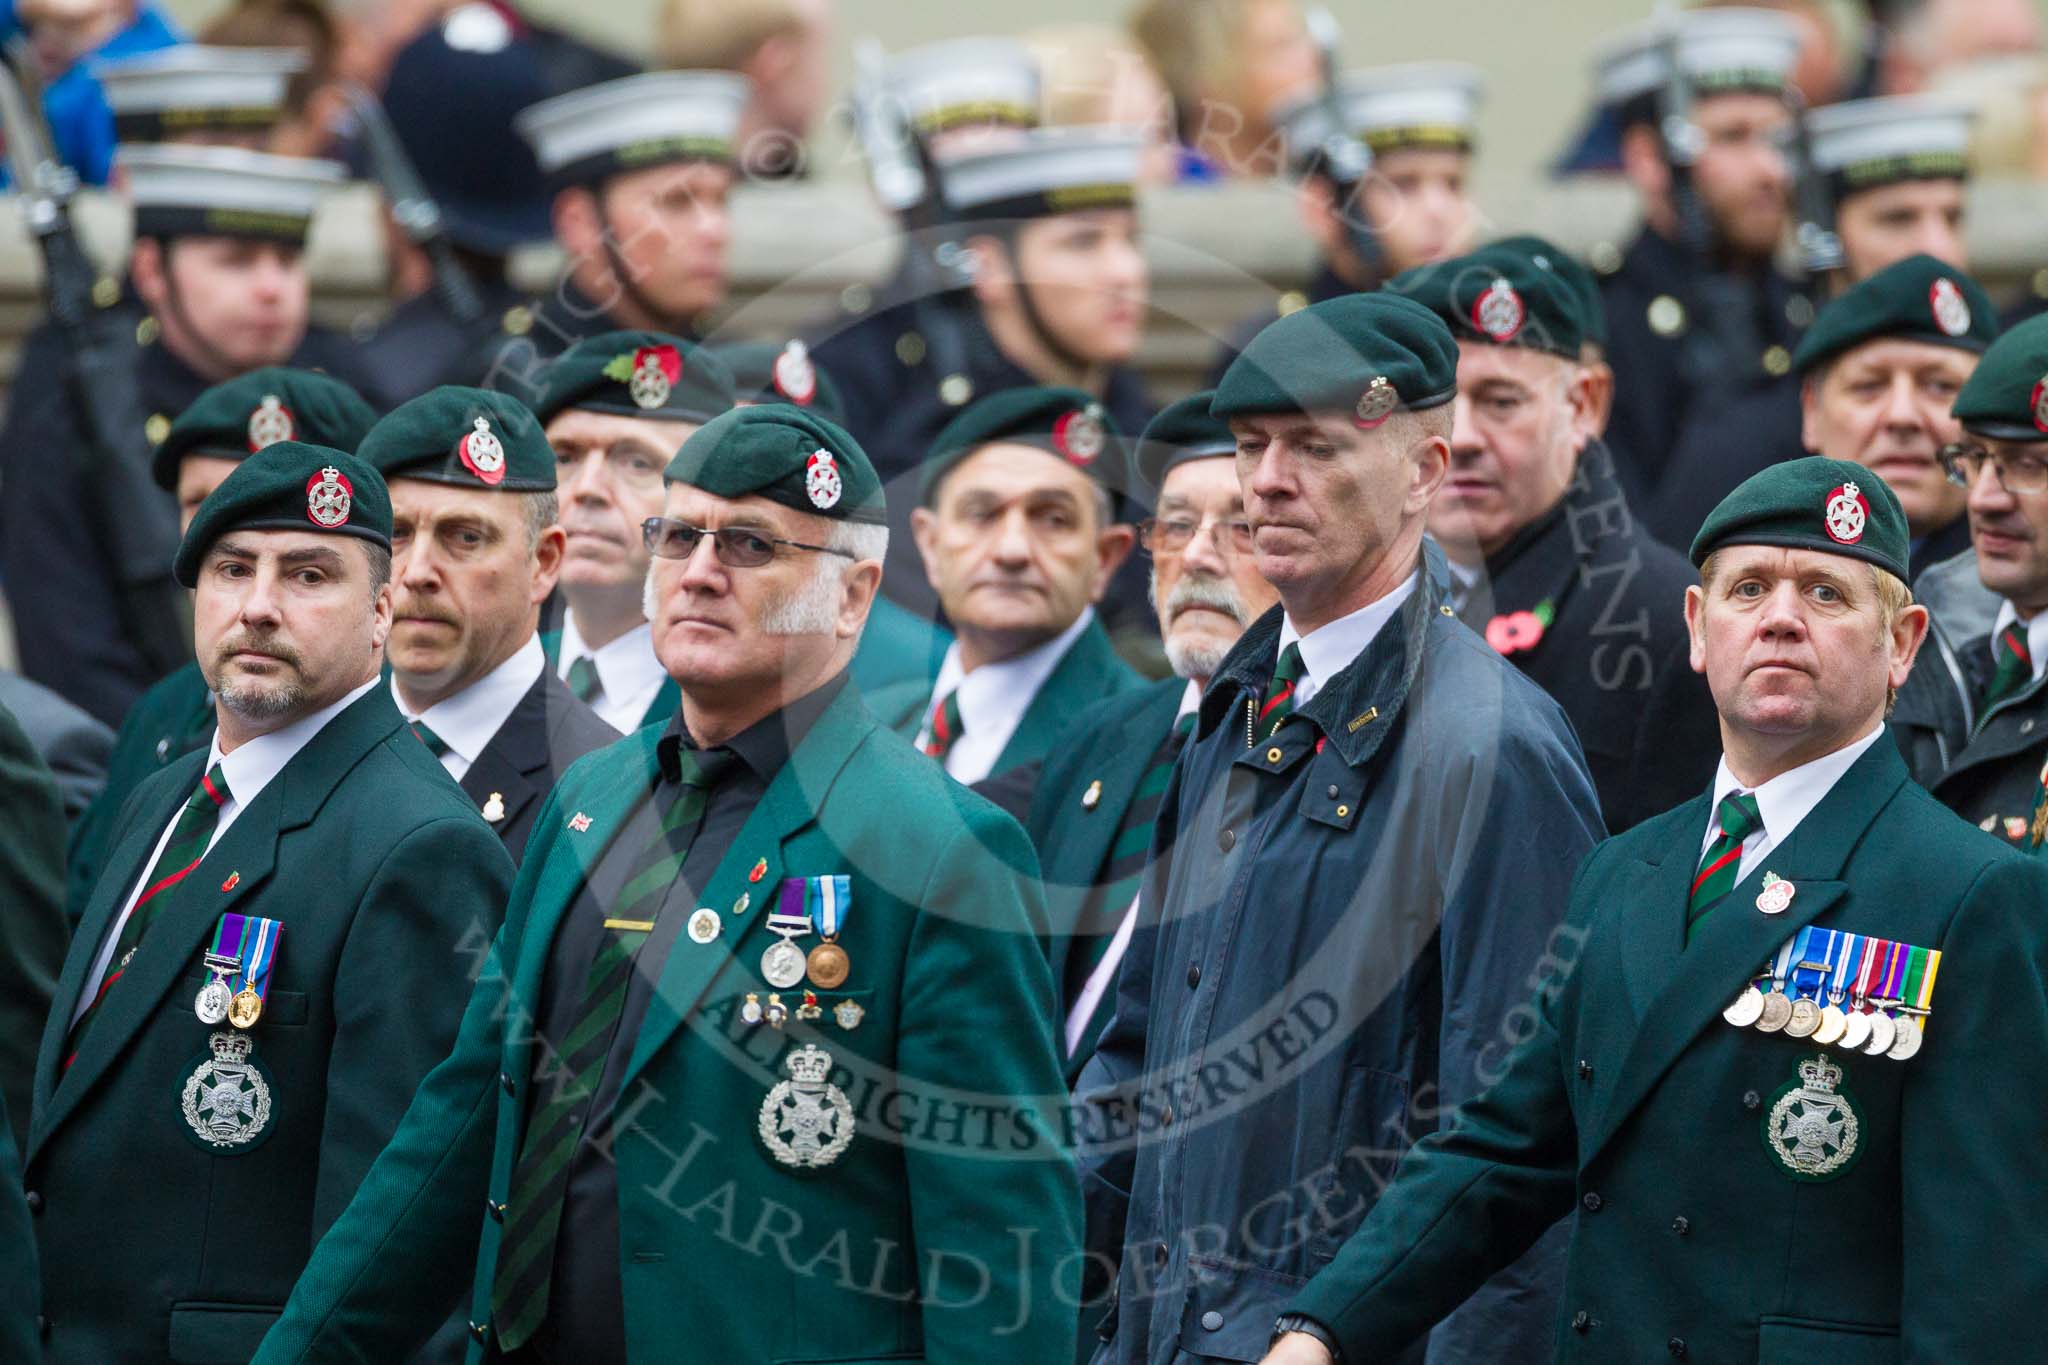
[1757,1314,1900,1365]
[179,973,309,1028]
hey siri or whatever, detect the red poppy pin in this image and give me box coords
[1485,599,1555,656]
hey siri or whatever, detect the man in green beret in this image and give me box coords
[1021,391,1278,1086]
[64,366,381,924]
[27,442,515,1363]
[868,386,1144,786]
[1262,454,2048,1365]
[359,386,620,863]
[1893,314,2048,845]
[529,331,737,735]
[1402,237,1719,833]
[1078,293,1603,1365]
[251,405,1080,1365]
[1650,255,1997,568]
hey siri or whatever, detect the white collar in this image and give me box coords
[1706,722,1886,856]
[1276,571,1420,708]
[209,675,381,814]
[558,612,668,730]
[392,634,545,766]
[1177,678,1202,722]
[925,607,1096,784]
[1989,600,2048,686]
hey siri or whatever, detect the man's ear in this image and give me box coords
[1295,176,1341,258]
[131,237,167,311]
[1090,522,1137,600]
[1619,122,1671,200]
[1406,431,1450,515]
[1684,582,1707,676]
[964,233,1014,310]
[551,186,601,260]
[909,505,944,593]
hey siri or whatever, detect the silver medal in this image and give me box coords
[1863,1010,1897,1056]
[1722,986,1766,1028]
[1887,1016,1924,1061]
[761,937,807,989]
[1839,1008,1872,1051]
[194,977,232,1026]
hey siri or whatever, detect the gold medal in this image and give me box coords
[1813,1004,1848,1045]
[1755,990,1794,1033]
[228,988,264,1030]
[806,941,850,989]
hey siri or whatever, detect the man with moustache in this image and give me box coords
[531,332,737,734]
[248,406,1079,1365]
[1405,239,1721,833]
[1026,392,1279,1082]
[1649,255,1998,562]
[26,443,513,1363]
[869,387,1144,785]
[1077,294,1602,1365]
[64,367,380,923]
[1894,314,2048,843]
[1261,457,2048,1365]
[360,387,619,863]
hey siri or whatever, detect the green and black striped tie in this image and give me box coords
[490,744,736,1349]
[566,656,601,705]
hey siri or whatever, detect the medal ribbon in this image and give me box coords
[1902,943,1941,1014]
[806,875,850,939]
[235,916,282,1008]
[769,878,813,937]
[1824,930,1860,1001]
[206,912,250,975]
[1875,938,1909,1005]
[1852,935,1884,1007]
[1767,932,1800,997]
[1791,926,1834,1002]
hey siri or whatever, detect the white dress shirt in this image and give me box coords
[558,614,668,734]
[73,676,381,1025]
[920,608,1097,785]
[1987,600,2048,687]
[1064,678,1203,1057]
[1700,723,1887,886]
[1276,570,1420,709]
[392,635,545,782]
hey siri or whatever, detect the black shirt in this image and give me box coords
[527,673,844,1364]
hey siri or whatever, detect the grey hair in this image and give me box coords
[523,491,561,551]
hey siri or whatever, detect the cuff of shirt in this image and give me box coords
[1272,1313,1343,1361]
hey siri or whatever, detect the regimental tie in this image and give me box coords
[1258,642,1305,740]
[566,655,602,705]
[491,744,737,1350]
[66,763,233,1068]
[1066,713,1198,999]
[409,720,449,759]
[922,690,964,761]
[1979,624,2033,724]
[1687,790,1763,940]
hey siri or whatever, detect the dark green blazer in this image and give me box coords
[0,1091,37,1363]
[537,627,679,733]
[27,686,515,1365]
[0,700,67,1151]
[64,661,213,926]
[1025,677,1185,1083]
[1290,739,2048,1363]
[455,669,620,865]
[869,615,1144,778]
[249,681,1082,1365]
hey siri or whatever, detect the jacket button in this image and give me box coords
[1582,1192,1603,1212]
[1668,1338,1687,1358]
[500,1072,516,1097]
[35,1314,48,1335]
[23,1190,41,1214]
[468,1322,489,1345]
[1218,828,1236,853]
[1187,963,1201,988]
[1326,784,1339,798]
[1160,1105,1174,1126]
[1155,1241,1169,1267]
[2025,719,2037,735]
[1201,1310,1224,1331]
[1742,1090,1761,1112]
[1572,1311,1590,1334]
[486,1199,506,1223]
[1671,1216,1690,1235]
[1577,1060,1593,1080]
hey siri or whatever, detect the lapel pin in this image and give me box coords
[732,891,752,916]
[482,792,506,823]
[1756,873,1794,915]
[220,871,240,893]
[833,999,865,1030]
[568,811,592,833]
[1082,780,1102,811]
[749,857,768,883]
[687,908,722,944]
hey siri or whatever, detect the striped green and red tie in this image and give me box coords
[1258,643,1305,740]
[922,690,964,761]
[565,655,601,705]
[410,720,449,758]
[1980,624,2033,724]
[66,763,232,1068]
[1686,790,1762,940]
[490,744,736,1350]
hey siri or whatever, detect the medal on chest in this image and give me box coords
[180,1031,276,1152]
[758,1043,854,1168]
[1763,1052,1861,1181]
[762,881,813,989]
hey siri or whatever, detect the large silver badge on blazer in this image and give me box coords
[758,1043,853,1168]
[181,1032,274,1151]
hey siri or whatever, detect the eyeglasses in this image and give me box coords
[640,517,854,567]
[1136,514,1256,558]
[1938,443,2048,496]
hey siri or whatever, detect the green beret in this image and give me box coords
[1792,254,1996,376]
[705,340,848,425]
[1390,239,1585,361]
[1211,292,1458,424]
[1953,312,2048,443]
[152,367,378,492]
[920,387,1125,506]
[175,442,392,587]
[1689,455,1909,582]
[1132,390,1236,499]
[666,406,885,525]
[1490,234,1607,349]
[532,331,736,425]
[358,386,555,492]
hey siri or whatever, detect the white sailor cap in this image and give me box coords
[1808,94,1975,197]
[95,46,307,144]
[1271,61,1485,173]
[885,38,1041,137]
[939,125,1144,222]
[118,144,343,243]
[515,71,750,189]
[1594,7,1801,108]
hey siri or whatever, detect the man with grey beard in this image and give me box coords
[1022,392,1280,1085]
[25,443,513,1363]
